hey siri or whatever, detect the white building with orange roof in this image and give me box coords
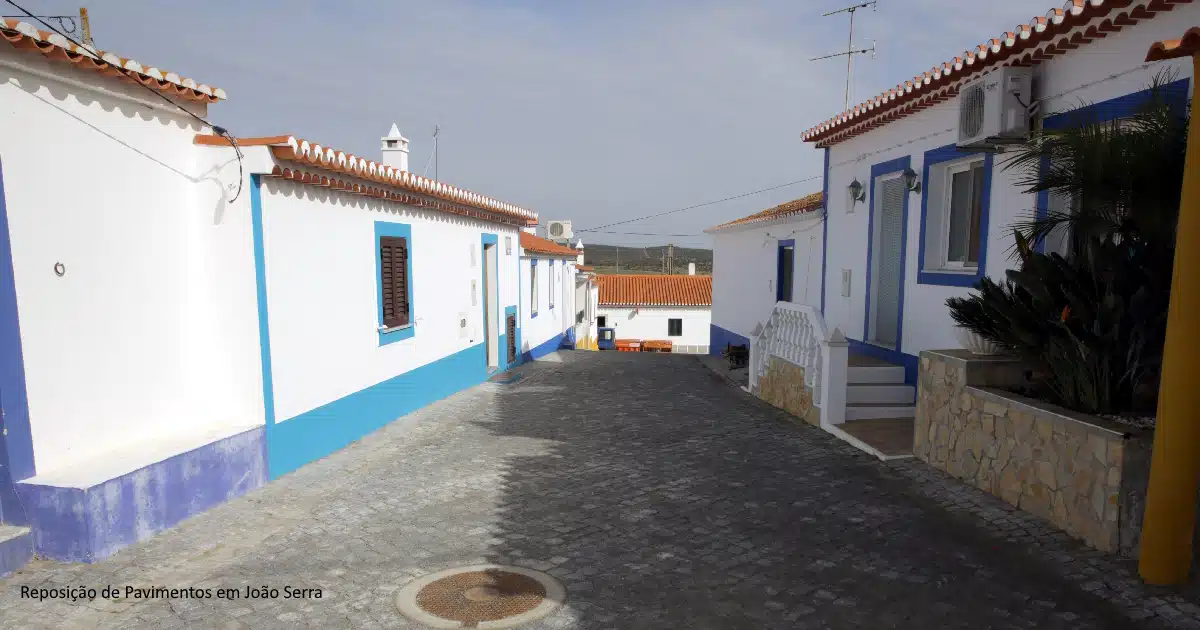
[0,17,548,569]
[706,0,1199,463]
[517,230,582,361]
[704,192,825,355]
[595,274,712,354]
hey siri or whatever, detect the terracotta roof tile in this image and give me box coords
[196,134,537,226]
[803,0,1192,147]
[597,274,712,306]
[520,232,578,257]
[575,264,595,272]
[0,18,224,102]
[1146,26,1200,60]
[705,192,823,233]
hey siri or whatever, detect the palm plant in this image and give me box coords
[946,71,1188,415]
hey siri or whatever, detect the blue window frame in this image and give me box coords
[916,144,994,287]
[1035,78,1191,252]
[375,221,415,345]
[863,155,911,354]
[530,259,539,318]
[776,239,795,302]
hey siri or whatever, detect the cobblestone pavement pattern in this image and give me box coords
[1,352,1198,629]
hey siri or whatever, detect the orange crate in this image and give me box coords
[615,339,642,352]
[642,340,673,353]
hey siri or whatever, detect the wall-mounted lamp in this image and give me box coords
[847,178,865,209]
[902,167,921,194]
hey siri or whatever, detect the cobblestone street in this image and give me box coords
[1,351,1197,629]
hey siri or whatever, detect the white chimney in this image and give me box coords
[688,262,696,276]
[381,123,409,172]
[575,238,585,266]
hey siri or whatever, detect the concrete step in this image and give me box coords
[845,402,916,421]
[847,382,916,405]
[0,525,33,577]
[847,365,906,385]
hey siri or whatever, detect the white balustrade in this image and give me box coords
[748,302,848,428]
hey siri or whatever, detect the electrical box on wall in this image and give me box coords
[458,312,469,339]
[841,269,852,297]
[470,244,477,267]
[505,236,512,254]
[471,280,478,306]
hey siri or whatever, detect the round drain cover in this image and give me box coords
[395,564,565,629]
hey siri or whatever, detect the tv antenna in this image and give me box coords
[810,1,877,112]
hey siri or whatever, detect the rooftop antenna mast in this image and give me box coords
[810,1,877,111]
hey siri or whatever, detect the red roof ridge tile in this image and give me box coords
[802,0,1190,147]
[0,18,224,102]
[596,274,713,307]
[196,133,538,225]
[520,232,578,257]
[706,191,824,233]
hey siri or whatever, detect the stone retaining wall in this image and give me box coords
[756,356,819,426]
[914,349,1153,555]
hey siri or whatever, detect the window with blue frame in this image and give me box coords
[917,145,993,287]
[530,259,539,317]
[375,221,415,344]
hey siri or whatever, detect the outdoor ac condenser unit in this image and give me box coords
[956,66,1033,149]
[546,220,573,241]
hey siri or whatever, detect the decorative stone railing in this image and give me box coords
[749,302,848,428]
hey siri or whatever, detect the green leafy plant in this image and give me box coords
[946,71,1187,415]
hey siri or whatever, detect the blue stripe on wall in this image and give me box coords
[521,332,563,363]
[249,175,276,429]
[0,158,35,525]
[268,344,488,479]
[709,324,750,356]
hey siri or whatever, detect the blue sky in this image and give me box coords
[27,0,1055,247]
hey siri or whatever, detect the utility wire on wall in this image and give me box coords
[3,0,244,202]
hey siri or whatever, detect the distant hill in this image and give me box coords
[584,244,712,275]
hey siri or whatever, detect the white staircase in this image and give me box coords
[846,364,916,420]
[748,302,915,460]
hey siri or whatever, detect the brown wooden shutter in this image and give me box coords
[380,236,410,328]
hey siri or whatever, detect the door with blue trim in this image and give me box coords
[869,174,905,349]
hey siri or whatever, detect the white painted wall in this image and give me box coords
[0,49,263,478]
[261,177,521,421]
[519,255,576,355]
[711,214,824,341]
[820,9,1197,359]
[597,306,711,352]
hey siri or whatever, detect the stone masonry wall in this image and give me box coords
[757,356,819,426]
[914,350,1148,554]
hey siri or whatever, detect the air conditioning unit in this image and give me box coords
[956,66,1032,149]
[546,220,573,241]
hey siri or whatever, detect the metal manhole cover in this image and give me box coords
[395,564,565,629]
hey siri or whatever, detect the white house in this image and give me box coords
[0,18,544,568]
[518,231,581,360]
[717,0,1197,459]
[706,192,825,354]
[596,274,712,354]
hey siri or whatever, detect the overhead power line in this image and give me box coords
[3,0,244,202]
[576,174,823,233]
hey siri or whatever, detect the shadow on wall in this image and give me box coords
[470,353,1128,627]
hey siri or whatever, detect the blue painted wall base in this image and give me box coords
[709,325,750,356]
[521,332,565,363]
[0,528,32,576]
[268,344,489,479]
[16,427,266,563]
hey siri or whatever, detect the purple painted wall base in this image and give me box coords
[16,427,266,563]
[0,529,32,576]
